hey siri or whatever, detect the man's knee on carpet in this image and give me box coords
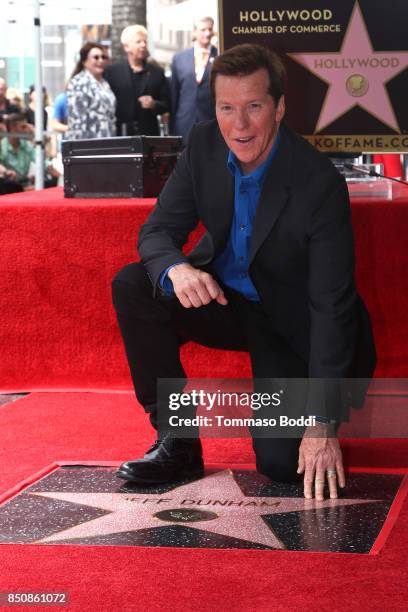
[112,263,171,322]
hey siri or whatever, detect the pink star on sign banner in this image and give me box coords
[288,1,408,133]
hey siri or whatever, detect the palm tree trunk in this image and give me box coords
[111,0,147,62]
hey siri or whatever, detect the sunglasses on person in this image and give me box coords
[90,54,108,61]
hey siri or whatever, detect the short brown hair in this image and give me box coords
[5,113,26,130]
[210,44,286,105]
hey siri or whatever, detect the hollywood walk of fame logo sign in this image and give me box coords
[220,0,408,151]
[0,465,405,554]
[346,74,369,98]
[154,508,219,522]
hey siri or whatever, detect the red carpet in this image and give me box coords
[1,187,408,608]
[0,393,407,611]
[1,187,408,392]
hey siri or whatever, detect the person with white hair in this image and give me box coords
[104,25,170,136]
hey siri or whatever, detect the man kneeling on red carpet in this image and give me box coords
[112,44,376,500]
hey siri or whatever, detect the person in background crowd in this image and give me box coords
[6,87,24,112]
[0,160,22,195]
[0,161,22,195]
[0,113,22,195]
[0,113,60,190]
[49,92,68,179]
[104,25,170,136]
[0,78,20,119]
[24,85,49,131]
[24,85,58,160]
[170,16,217,143]
[50,92,68,136]
[66,42,116,140]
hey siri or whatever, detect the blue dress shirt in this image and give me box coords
[213,133,280,300]
[160,131,280,297]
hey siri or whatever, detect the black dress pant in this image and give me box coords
[112,263,307,482]
[0,179,23,195]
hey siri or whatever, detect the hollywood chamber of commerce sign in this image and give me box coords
[219,0,408,152]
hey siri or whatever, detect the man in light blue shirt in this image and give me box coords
[1,113,60,188]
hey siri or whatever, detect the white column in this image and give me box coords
[34,0,44,190]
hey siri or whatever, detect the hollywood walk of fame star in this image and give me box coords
[288,1,408,132]
[31,470,378,549]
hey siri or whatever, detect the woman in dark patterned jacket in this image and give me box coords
[66,42,116,140]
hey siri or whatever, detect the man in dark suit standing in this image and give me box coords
[112,44,376,500]
[104,25,170,136]
[170,16,217,142]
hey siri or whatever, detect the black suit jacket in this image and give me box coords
[104,59,170,136]
[139,121,376,417]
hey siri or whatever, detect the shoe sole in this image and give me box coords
[115,465,204,485]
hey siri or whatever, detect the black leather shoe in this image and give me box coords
[116,436,204,484]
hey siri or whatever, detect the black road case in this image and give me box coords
[62,136,183,198]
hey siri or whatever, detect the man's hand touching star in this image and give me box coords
[298,423,346,501]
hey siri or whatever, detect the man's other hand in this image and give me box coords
[5,168,17,179]
[168,263,228,308]
[297,423,345,500]
[21,121,35,135]
[138,95,156,110]
[0,164,17,180]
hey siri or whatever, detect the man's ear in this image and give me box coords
[276,95,285,123]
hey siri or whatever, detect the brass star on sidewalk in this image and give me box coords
[288,1,408,132]
[32,470,377,549]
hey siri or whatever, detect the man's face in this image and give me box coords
[194,20,214,48]
[8,121,29,141]
[124,33,148,63]
[215,68,285,175]
[9,120,27,136]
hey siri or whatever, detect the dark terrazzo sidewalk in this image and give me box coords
[0,394,28,407]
